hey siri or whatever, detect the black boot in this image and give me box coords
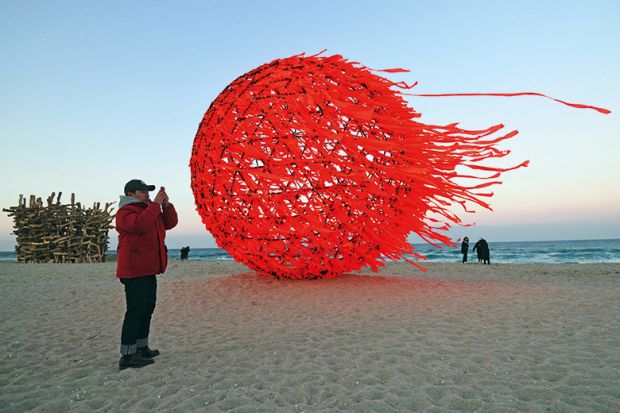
[119,353,155,370]
[138,346,160,359]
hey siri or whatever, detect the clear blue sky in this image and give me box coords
[1,0,618,250]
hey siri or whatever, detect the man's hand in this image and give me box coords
[153,187,167,205]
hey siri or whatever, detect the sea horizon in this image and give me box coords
[2,238,619,264]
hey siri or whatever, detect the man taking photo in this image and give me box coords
[115,179,178,370]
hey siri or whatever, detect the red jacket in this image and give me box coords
[116,200,178,278]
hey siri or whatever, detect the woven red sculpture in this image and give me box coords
[190,53,608,279]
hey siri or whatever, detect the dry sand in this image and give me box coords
[1,260,619,412]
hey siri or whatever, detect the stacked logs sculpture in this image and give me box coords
[3,192,115,263]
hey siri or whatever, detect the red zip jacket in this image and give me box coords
[116,200,178,278]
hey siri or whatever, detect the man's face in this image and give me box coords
[129,189,150,203]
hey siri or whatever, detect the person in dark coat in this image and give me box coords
[460,237,469,263]
[473,238,484,263]
[473,238,491,264]
[116,179,178,370]
[481,239,490,264]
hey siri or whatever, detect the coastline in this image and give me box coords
[3,238,620,264]
[1,261,619,411]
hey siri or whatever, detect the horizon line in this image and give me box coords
[1,237,618,253]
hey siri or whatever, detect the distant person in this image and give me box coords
[480,239,491,264]
[180,246,191,260]
[461,237,469,263]
[473,238,491,264]
[473,238,484,263]
[116,180,178,370]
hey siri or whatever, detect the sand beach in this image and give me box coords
[1,261,619,412]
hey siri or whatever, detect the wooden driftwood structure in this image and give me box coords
[2,192,115,263]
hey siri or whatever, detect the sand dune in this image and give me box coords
[1,261,619,412]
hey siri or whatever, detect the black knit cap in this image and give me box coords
[124,179,156,194]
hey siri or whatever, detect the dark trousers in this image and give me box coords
[120,275,157,355]
[462,252,468,263]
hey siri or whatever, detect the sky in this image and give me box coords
[1,0,619,250]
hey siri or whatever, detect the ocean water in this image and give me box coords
[408,239,620,264]
[1,239,619,264]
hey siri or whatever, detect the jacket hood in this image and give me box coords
[119,195,148,208]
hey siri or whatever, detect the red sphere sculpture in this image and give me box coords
[190,53,528,279]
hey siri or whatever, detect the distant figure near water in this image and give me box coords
[180,246,191,260]
[474,239,484,263]
[471,238,484,264]
[461,237,469,263]
[473,238,491,264]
